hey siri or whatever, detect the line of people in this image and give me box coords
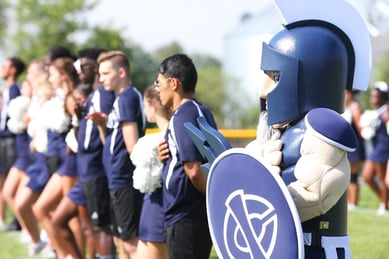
[0,47,214,259]
[343,83,389,215]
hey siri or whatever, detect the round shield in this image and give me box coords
[207,148,304,259]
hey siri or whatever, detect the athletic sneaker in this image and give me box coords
[29,240,46,256]
[20,229,31,244]
[39,246,57,259]
[377,203,388,215]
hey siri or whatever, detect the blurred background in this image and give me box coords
[1,0,389,129]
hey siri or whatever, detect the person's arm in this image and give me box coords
[85,111,107,144]
[382,109,389,135]
[122,121,138,154]
[183,161,207,194]
[352,103,364,137]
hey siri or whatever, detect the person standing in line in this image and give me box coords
[362,82,389,215]
[2,59,47,242]
[0,57,25,230]
[131,85,171,259]
[50,82,94,259]
[156,54,215,259]
[87,50,146,259]
[50,48,116,259]
[14,77,55,256]
[32,56,82,256]
[342,89,366,210]
[2,79,33,238]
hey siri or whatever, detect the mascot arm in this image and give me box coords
[288,155,350,222]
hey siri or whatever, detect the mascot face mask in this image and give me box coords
[260,0,372,126]
[261,23,351,126]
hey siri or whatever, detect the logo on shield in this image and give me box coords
[207,149,304,259]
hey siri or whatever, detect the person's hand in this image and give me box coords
[157,140,170,163]
[85,111,107,127]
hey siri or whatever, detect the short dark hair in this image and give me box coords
[46,45,75,61]
[78,48,107,61]
[9,57,26,79]
[158,54,197,93]
[75,82,94,98]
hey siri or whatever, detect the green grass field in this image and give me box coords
[0,183,388,259]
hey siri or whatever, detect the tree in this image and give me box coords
[10,0,99,61]
[192,54,226,126]
[0,0,9,47]
[82,26,160,94]
[153,42,184,62]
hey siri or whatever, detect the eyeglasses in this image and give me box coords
[80,63,95,71]
[154,78,171,90]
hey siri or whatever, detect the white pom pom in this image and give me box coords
[131,132,165,194]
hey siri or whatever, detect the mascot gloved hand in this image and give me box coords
[246,111,283,175]
[288,108,357,222]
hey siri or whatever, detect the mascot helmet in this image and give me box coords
[261,0,372,126]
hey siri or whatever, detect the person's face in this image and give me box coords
[21,81,33,98]
[74,89,88,107]
[26,63,40,83]
[1,59,12,80]
[48,65,62,88]
[78,57,97,84]
[99,60,121,92]
[155,74,173,109]
[258,74,277,99]
[370,89,382,108]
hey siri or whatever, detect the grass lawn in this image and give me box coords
[0,183,388,258]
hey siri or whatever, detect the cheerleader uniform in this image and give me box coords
[369,105,389,163]
[342,102,366,163]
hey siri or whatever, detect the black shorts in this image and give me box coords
[46,155,61,175]
[0,136,16,174]
[82,176,112,227]
[166,204,212,259]
[110,186,143,240]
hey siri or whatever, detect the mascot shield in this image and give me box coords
[207,148,304,259]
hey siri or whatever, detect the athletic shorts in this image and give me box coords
[110,186,143,240]
[82,176,112,227]
[46,155,61,176]
[56,152,77,177]
[0,136,16,174]
[68,182,86,206]
[26,153,51,193]
[166,204,212,259]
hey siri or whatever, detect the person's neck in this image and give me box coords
[5,77,16,87]
[156,116,169,132]
[173,93,193,111]
[116,79,131,94]
[92,76,101,90]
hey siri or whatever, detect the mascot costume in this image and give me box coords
[184,0,372,258]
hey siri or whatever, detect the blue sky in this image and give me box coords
[89,0,267,58]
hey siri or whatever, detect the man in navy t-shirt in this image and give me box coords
[156,54,215,259]
[87,50,145,258]
[0,57,25,229]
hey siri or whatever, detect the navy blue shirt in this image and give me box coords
[162,99,217,227]
[77,86,115,183]
[103,86,146,189]
[0,83,21,137]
